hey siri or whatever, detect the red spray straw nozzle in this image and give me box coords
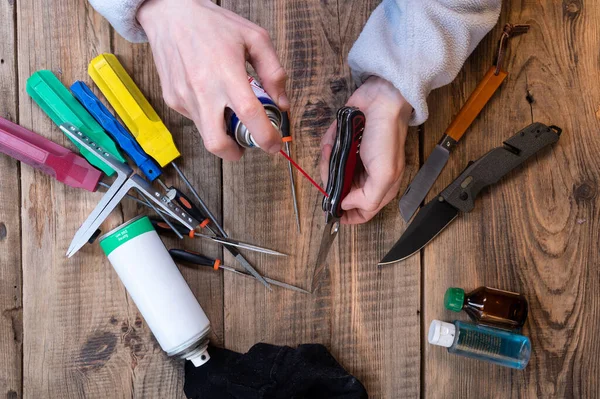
[0,116,102,192]
[279,149,328,198]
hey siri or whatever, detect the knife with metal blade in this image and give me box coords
[399,23,531,222]
[312,106,365,292]
[399,67,508,222]
[381,122,562,265]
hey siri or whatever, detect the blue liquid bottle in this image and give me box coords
[428,320,531,369]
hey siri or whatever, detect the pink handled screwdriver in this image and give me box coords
[0,116,102,192]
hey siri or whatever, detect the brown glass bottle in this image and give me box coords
[444,286,528,329]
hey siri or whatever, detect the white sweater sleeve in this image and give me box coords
[348,0,501,126]
[88,0,148,43]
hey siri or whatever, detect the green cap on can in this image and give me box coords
[444,288,465,312]
[100,216,154,256]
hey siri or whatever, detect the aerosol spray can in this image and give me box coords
[226,76,283,148]
[99,216,211,367]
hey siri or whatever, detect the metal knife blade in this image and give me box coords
[382,122,562,265]
[311,218,340,292]
[399,142,452,221]
[399,67,509,221]
[380,198,458,265]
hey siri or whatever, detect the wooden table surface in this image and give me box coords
[1,0,599,398]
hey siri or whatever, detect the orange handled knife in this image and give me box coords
[399,67,507,222]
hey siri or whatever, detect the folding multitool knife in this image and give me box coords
[311,107,365,292]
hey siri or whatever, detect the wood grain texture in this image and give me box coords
[108,28,226,399]
[220,1,421,397]
[2,0,599,397]
[0,0,22,398]
[423,1,600,398]
[17,1,152,397]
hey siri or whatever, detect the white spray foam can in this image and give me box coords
[99,215,211,367]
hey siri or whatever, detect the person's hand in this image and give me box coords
[320,76,412,224]
[137,0,288,161]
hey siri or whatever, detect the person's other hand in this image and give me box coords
[137,0,288,160]
[320,76,412,224]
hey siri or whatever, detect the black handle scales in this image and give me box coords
[169,249,214,267]
[322,107,365,218]
[169,187,207,222]
[441,122,561,213]
[281,112,291,138]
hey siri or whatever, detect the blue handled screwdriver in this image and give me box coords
[70,81,163,183]
[71,81,213,228]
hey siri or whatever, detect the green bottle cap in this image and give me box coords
[444,288,465,312]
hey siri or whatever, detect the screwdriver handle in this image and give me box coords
[70,81,162,182]
[149,217,193,238]
[0,116,102,192]
[281,112,292,141]
[168,249,221,270]
[168,187,211,229]
[26,70,126,176]
[88,54,180,167]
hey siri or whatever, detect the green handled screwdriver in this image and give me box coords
[26,70,126,176]
[169,249,308,294]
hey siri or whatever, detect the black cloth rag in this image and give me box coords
[184,343,368,399]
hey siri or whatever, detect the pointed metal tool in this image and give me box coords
[149,218,287,257]
[169,249,307,294]
[281,112,301,232]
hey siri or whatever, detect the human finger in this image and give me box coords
[246,28,289,111]
[195,104,243,161]
[227,76,282,154]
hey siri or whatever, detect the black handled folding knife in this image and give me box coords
[379,122,562,265]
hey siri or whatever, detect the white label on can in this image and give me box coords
[107,230,211,352]
[248,75,272,101]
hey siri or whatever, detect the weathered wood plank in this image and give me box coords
[5,0,598,397]
[110,28,226,398]
[221,1,421,397]
[17,1,141,397]
[0,1,22,398]
[423,1,600,397]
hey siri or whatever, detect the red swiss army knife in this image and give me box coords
[311,106,365,292]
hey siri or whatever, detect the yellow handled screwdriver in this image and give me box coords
[88,53,272,290]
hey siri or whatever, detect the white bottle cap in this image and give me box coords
[428,320,456,348]
[187,347,211,367]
